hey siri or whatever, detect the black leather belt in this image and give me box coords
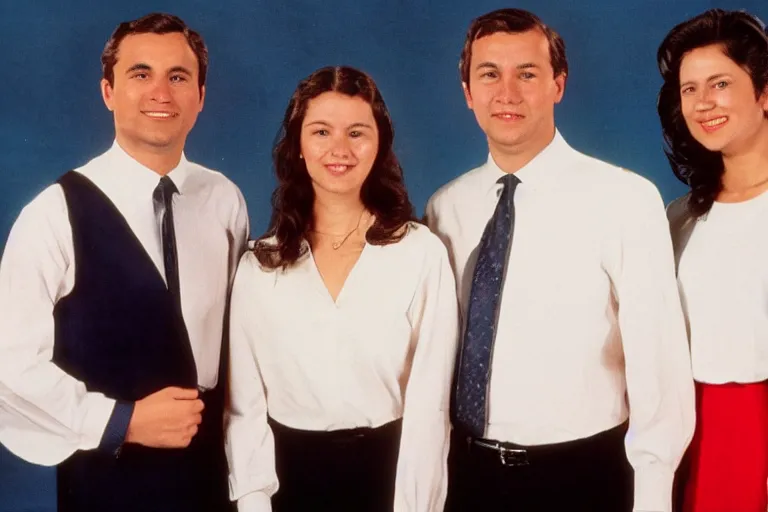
[459,421,629,468]
[470,437,530,466]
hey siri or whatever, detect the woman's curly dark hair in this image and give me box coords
[657,9,768,217]
[254,66,416,269]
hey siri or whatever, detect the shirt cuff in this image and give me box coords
[77,394,119,452]
[97,400,134,456]
[633,465,674,512]
[237,491,272,512]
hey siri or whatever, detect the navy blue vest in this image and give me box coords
[53,171,230,512]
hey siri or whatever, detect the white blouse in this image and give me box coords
[226,222,459,512]
[678,191,768,384]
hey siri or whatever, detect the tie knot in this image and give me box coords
[153,176,178,205]
[497,173,521,190]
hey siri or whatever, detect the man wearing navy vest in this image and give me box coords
[0,13,248,511]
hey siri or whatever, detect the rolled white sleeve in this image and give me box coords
[226,255,278,511]
[394,235,459,511]
[0,186,116,465]
[608,177,695,512]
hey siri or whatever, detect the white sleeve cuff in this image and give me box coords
[78,395,117,451]
[633,465,674,512]
[237,491,273,512]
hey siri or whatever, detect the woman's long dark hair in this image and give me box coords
[657,9,768,218]
[254,66,416,269]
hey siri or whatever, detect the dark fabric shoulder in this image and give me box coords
[666,194,689,225]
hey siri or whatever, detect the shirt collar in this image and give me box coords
[104,140,192,197]
[480,129,572,194]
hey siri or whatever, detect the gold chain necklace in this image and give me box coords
[311,210,365,250]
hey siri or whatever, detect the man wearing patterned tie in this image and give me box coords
[0,13,248,512]
[425,8,695,512]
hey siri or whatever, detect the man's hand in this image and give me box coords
[125,387,204,448]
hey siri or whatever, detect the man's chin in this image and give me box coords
[488,133,528,150]
[141,135,182,151]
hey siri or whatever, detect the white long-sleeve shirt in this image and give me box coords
[674,191,768,384]
[0,141,249,465]
[425,131,695,512]
[226,222,459,512]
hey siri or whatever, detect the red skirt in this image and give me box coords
[683,380,768,512]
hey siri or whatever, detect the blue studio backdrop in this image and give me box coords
[0,1,765,510]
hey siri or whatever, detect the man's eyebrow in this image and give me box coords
[126,63,151,74]
[475,62,500,70]
[168,66,193,76]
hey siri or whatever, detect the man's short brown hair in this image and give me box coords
[459,8,568,87]
[101,13,208,93]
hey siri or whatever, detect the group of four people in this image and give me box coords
[0,6,766,512]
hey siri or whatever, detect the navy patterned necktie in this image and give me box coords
[453,173,521,438]
[153,176,182,313]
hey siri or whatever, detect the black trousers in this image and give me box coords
[57,388,232,512]
[269,417,402,512]
[445,422,634,512]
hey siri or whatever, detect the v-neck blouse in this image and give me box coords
[304,239,370,306]
[226,222,460,511]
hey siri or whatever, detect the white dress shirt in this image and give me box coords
[425,131,695,512]
[0,141,249,466]
[677,191,768,384]
[226,223,459,512]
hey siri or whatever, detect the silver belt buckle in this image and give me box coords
[498,445,529,467]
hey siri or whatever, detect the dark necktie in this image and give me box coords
[453,173,521,438]
[153,176,181,312]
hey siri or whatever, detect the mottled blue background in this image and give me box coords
[1,0,765,510]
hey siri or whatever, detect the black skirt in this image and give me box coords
[269,417,402,512]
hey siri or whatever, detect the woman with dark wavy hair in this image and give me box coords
[658,9,768,512]
[225,66,458,511]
